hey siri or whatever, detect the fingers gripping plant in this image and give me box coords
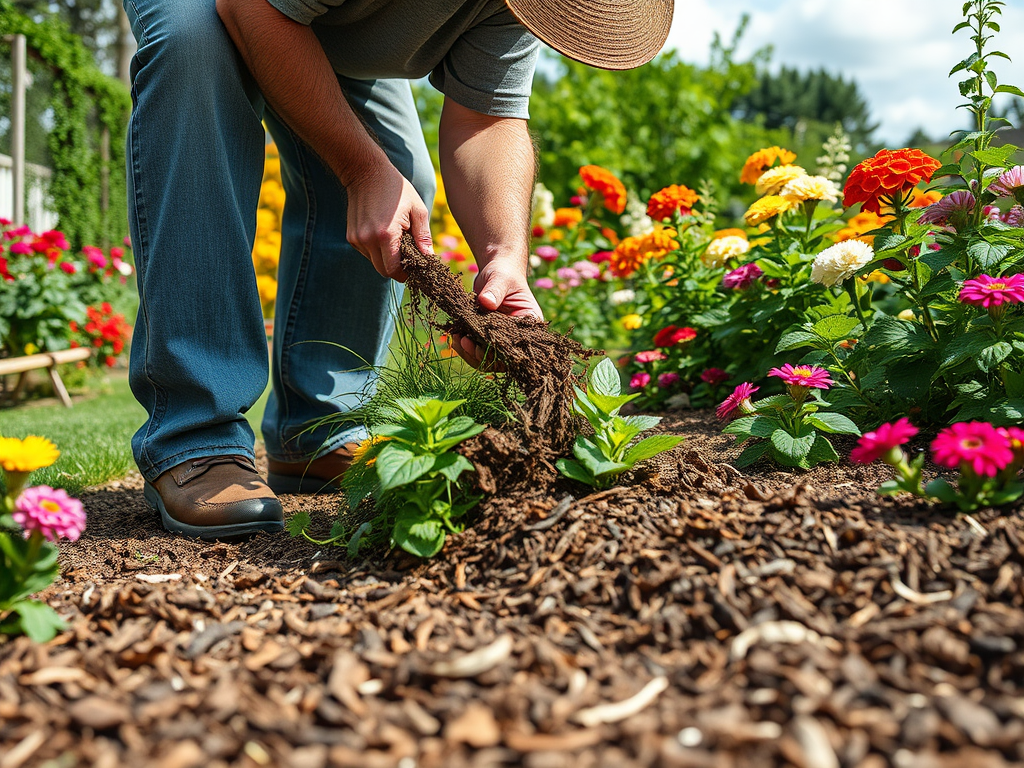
[557,358,684,488]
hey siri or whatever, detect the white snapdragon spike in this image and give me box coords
[810,240,875,287]
[780,175,840,204]
[620,190,655,237]
[531,183,555,229]
[702,236,750,268]
[609,289,635,306]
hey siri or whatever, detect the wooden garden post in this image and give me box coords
[10,33,27,225]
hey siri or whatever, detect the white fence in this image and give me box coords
[0,153,58,233]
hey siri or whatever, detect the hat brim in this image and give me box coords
[505,0,674,71]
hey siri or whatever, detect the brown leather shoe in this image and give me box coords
[266,443,360,495]
[144,455,284,540]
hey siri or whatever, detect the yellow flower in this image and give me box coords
[744,196,795,227]
[352,435,389,466]
[256,274,278,306]
[23,343,39,356]
[713,228,747,241]
[780,175,840,204]
[861,270,890,284]
[548,229,565,242]
[553,208,583,227]
[898,309,916,322]
[835,211,887,244]
[256,209,277,237]
[740,146,797,185]
[0,435,60,473]
[756,165,807,196]
[622,314,643,330]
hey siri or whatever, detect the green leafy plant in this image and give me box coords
[557,357,684,488]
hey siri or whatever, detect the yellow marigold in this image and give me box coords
[835,211,887,244]
[642,226,680,259]
[256,274,278,306]
[744,195,795,227]
[548,228,565,242]
[647,184,700,221]
[780,175,840,204]
[256,208,277,237]
[0,435,60,473]
[553,208,583,227]
[756,165,807,196]
[861,270,890,284]
[909,189,943,208]
[259,179,286,213]
[622,313,643,330]
[740,146,798,185]
[713,228,748,241]
[352,435,389,466]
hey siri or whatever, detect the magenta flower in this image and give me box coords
[535,245,559,262]
[959,273,1024,308]
[999,426,1024,461]
[556,267,578,280]
[59,262,76,275]
[700,367,729,386]
[573,261,602,280]
[657,372,680,388]
[10,241,31,255]
[717,382,759,421]
[931,422,1014,477]
[83,246,107,269]
[1005,205,1024,228]
[989,165,1024,198]
[534,277,554,290]
[630,372,651,389]
[590,251,612,264]
[768,363,833,390]
[722,263,764,290]
[13,486,86,543]
[633,350,667,364]
[850,418,918,464]
[918,191,975,229]
[4,225,31,240]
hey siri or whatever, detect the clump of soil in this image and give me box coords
[400,234,597,459]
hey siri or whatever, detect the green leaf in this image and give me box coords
[392,516,446,558]
[805,412,861,436]
[589,357,622,398]
[924,478,958,505]
[432,423,487,452]
[967,239,1011,269]
[588,391,639,417]
[286,512,311,538]
[623,435,684,466]
[9,600,64,643]
[722,415,778,439]
[978,341,1013,373]
[573,438,629,478]
[805,434,840,467]
[995,84,1024,98]
[347,522,372,559]
[1003,368,1024,399]
[941,330,997,370]
[733,441,770,468]
[624,415,662,431]
[556,458,597,487]
[811,315,861,343]
[770,428,815,462]
[432,452,475,484]
[970,145,1018,166]
[776,330,820,353]
[375,446,437,492]
[395,397,465,428]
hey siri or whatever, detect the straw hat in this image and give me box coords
[505,0,674,71]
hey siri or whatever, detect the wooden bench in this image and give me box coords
[0,347,93,407]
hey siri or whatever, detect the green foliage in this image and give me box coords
[0,2,131,249]
[0,527,63,642]
[557,358,683,488]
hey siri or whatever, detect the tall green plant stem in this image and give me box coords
[891,192,940,342]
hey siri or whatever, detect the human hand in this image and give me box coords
[345,162,433,282]
[451,258,543,370]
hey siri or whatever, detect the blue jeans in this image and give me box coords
[124,0,435,480]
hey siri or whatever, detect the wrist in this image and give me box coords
[330,144,390,189]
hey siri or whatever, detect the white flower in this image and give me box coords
[897,309,916,322]
[702,236,750,268]
[117,261,134,276]
[531,183,555,229]
[529,255,542,269]
[810,241,875,287]
[780,175,840,204]
[620,190,655,237]
[609,289,635,306]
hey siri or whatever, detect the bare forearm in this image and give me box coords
[216,0,385,185]
[438,99,534,274]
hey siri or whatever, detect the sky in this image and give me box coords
[663,0,1024,145]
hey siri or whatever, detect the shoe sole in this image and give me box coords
[144,482,284,541]
[266,472,341,495]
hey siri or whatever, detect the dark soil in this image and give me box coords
[3,411,1024,768]
[400,234,596,458]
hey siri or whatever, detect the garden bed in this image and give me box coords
[2,411,1022,768]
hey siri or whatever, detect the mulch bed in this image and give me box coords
[2,411,1023,768]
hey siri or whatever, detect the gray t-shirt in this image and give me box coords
[265,0,540,118]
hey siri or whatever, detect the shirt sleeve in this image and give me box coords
[428,10,540,119]
[265,0,337,25]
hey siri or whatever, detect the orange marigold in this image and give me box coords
[579,165,627,214]
[835,211,887,244]
[608,227,679,277]
[647,184,700,221]
[713,228,748,241]
[553,207,583,227]
[909,189,943,208]
[740,146,797,185]
[843,149,942,215]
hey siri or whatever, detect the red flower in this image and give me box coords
[843,149,941,214]
[105,355,117,368]
[700,368,729,386]
[653,325,697,348]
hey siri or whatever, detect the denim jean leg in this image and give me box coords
[124,0,269,481]
[262,78,437,462]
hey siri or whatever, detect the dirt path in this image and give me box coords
[2,412,1022,768]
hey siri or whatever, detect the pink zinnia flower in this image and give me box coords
[535,245,559,262]
[633,350,667,364]
[466,263,478,273]
[590,251,612,264]
[850,418,918,464]
[59,262,76,275]
[1003,205,1024,228]
[717,382,759,421]
[931,422,1014,477]
[722,263,764,290]
[110,247,124,260]
[556,267,578,280]
[123,236,132,248]
[0,217,11,226]
[999,426,1024,463]
[13,486,86,542]
[918,190,976,229]
[657,372,680,388]
[573,261,601,280]
[83,246,107,269]
[959,273,1024,308]
[700,367,729,386]
[10,241,31,255]
[534,277,555,290]
[989,165,1024,198]
[4,225,31,240]
[768,363,833,390]
[630,372,651,389]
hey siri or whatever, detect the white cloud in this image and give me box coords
[664,0,1024,144]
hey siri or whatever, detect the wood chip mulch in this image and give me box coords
[1,412,1022,768]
